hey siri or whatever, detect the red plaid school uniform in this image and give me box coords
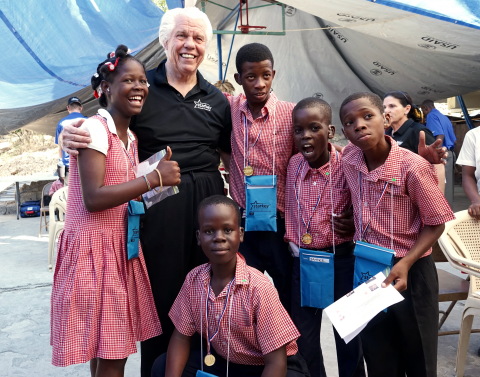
[169,255,300,365]
[341,136,455,257]
[226,93,296,213]
[50,115,161,366]
[285,144,352,249]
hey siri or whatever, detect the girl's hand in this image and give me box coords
[155,146,181,187]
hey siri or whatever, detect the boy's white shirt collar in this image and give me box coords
[97,108,135,150]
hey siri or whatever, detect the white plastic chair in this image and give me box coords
[48,186,67,270]
[38,181,53,236]
[438,210,480,377]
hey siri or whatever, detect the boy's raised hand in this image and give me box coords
[155,146,181,187]
[61,119,92,156]
[418,130,447,165]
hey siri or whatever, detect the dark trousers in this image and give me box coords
[140,171,225,377]
[152,347,310,377]
[361,255,438,377]
[239,216,293,313]
[291,243,365,377]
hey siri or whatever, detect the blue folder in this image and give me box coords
[353,241,395,288]
[300,248,335,309]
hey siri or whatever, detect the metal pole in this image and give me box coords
[456,95,475,130]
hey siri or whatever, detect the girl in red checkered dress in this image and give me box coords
[50,45,181,377]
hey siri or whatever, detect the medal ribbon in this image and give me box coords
[242,105,277,185]
[358,171,394,249]
[294,159,329,241]
[294,149,338,249]
[204,277,235,356]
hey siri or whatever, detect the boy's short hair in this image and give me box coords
[293,97,332,124]
[339,92,383,119]
[235,43,274,73]
[198,195,241,224]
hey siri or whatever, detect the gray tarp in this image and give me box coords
[1,0,479,133]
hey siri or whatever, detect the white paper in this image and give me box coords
[135,150,179,208]
[324,272,404,343]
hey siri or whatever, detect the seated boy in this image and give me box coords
[339,92,454,377]
[285,97,364,377]
[152,195,309,377]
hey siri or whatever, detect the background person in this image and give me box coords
[383,91,446,192]
[60,8,232,376]
[421,99,457,204]
[456,125,480,219]
[54,97,86,178]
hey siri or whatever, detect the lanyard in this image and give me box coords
[294,150,337,251]
[200,276,235,375]
[358,171,394,249]
[242,105,277,183]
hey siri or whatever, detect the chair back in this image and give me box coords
[47,186,68,270]
[438,210,480,293]
[49,186,68,222]
[41,181,54,208]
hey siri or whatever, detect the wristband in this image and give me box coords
[154,168,163,190]
[143,174,151,191]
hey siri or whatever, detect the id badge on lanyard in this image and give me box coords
[196,370,218,377]
[353,241,394,288]
[354,175,395,288]
[300,248,334,309]
[245,175,277,232]
[127,200,145,260]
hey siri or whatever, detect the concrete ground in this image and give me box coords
[1,185,480,376]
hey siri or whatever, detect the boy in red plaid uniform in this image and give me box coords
[152,195,309,377]
[339,92,454,377]
[285,97,365,377]
[224,43,296,313]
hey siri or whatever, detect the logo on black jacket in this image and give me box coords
[194,99,212,111]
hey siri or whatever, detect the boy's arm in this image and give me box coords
[261,346,287,377]
[462,165,480,219]
[382,224,444,292]
[165,329,192,377]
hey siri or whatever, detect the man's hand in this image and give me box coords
[468,202,480,220]
[418,130,447,165]
[60,119,91,156]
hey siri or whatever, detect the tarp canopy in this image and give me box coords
[1,0,479,133]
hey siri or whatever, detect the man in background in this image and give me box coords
[55,97,86,179]
[421,99,457,204]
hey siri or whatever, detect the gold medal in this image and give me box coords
[243,165,254,176]
[302,233,313,245]
[204,353,216,366]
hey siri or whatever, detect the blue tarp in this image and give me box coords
[0,0,164,109]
